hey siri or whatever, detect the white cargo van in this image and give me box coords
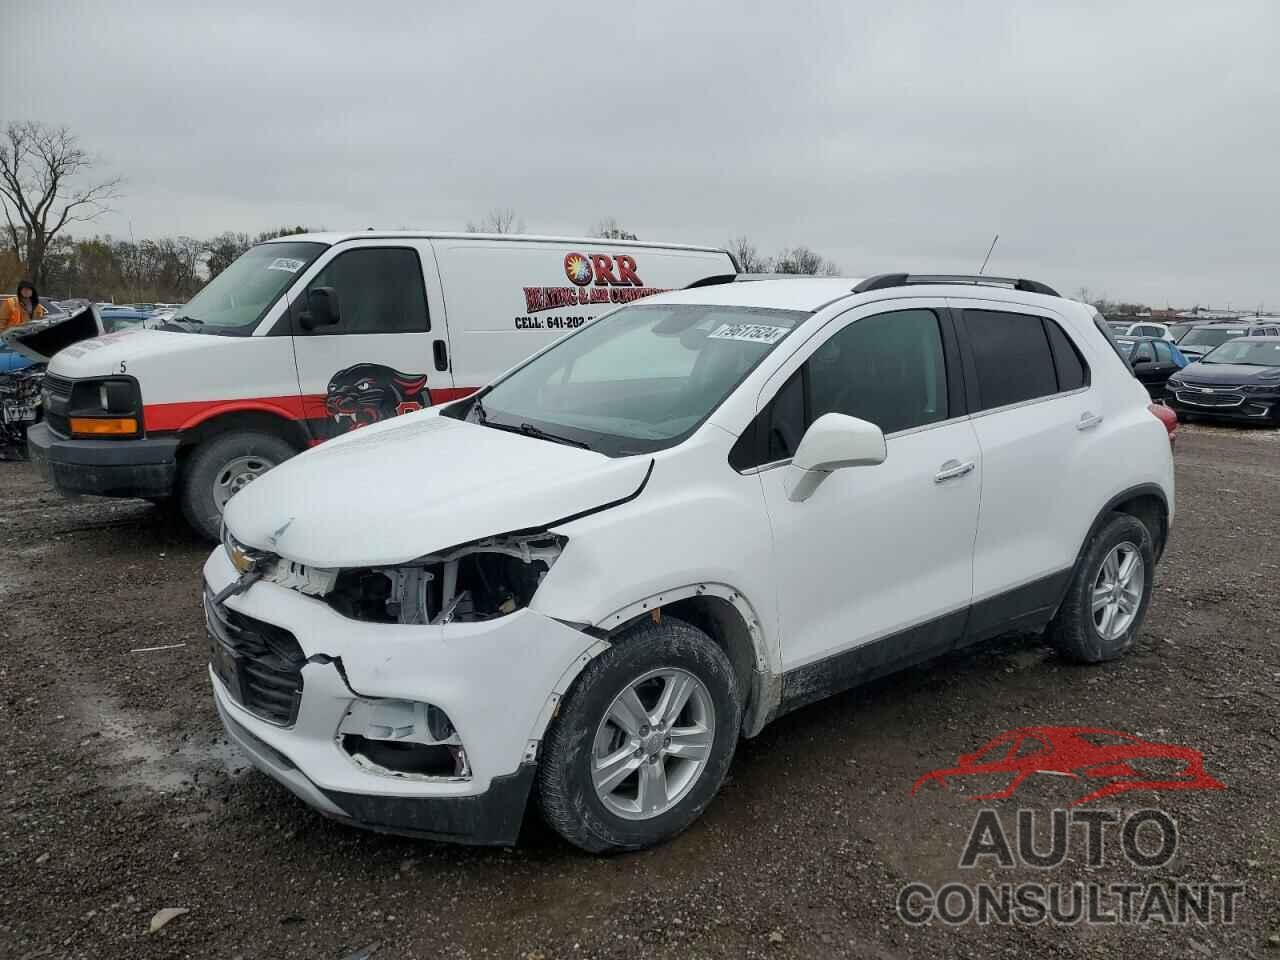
[28,232,737,538]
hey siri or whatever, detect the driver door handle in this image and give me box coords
[1077,411,1104,431]
[934,459,975,483]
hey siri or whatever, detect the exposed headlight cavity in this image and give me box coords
[324,533,566,625]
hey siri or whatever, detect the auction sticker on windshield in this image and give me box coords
[708,323,790,344]
[267,257,305,273]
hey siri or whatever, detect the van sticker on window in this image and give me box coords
[267,257,305,273]
[708,323,789,344]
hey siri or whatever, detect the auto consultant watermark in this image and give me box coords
[898,727,1239,927]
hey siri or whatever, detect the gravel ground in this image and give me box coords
[1,422,1278,960]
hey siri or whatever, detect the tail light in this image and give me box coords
[1148,402,1176,446]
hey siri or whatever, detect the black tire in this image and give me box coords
[179,431,296,541]
[1046,513,1155,663]
[537,617,741,853]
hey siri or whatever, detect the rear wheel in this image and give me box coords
[537,617,741,853]
[1046,513,1155,663]
[179,431,296,541]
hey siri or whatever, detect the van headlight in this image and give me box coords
[67,377,142,438]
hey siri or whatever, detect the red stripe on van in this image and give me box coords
[144,387,479,434]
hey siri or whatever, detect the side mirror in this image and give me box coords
[786,413,886,502]
[301,286,340,330]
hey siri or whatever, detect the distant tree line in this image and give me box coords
[0,226,312,303]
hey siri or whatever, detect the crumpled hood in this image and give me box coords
[1179,362,1280,385]
[223,412,653,567]
[0,303,101,362]
[46,327,232,377]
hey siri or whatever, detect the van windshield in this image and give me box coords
[175,241,326,335]
[459,303,808,456]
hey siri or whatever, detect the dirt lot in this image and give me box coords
[2,423,1278,960]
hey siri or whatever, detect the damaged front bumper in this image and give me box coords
[203,548,602,846]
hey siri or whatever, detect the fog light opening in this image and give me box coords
[336,698,471,780]
[341,735,469,778]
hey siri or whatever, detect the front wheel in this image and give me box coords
[179,431,296,541]
[1046,513,1155,663]
[537,617,741,853]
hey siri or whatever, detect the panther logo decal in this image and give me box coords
[324,363,431,433]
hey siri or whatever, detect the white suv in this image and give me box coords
[206,273,1174,852]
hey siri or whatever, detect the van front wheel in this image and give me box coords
[536,617,741,853]
[179,431,296,541]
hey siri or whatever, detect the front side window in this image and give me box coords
[1153,341,1175,363]
[961,310,1060,410]
[178,241,326,335]
[463,304,808,456]
[300,247,429,335]
[732,309,949,469]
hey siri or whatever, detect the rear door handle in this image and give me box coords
[433,339,449,372]
[1077,412,1103,430]
[934,459,975,483]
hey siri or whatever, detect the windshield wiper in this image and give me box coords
[518,422,591,449]
[173,315,203,324]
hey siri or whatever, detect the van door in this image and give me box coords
[287,242,454,443]
[428,239,735,392]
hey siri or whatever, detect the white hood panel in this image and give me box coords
[223,413,652,567]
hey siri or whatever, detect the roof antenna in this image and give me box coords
[978,234,999,275]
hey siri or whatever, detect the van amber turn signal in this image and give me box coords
[69,416,139,437]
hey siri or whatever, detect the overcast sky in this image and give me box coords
[4,0,1278,308]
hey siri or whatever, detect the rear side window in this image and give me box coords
[1044,320,1089,391]
[961,310,1059,411]
[1132,341,1156,362]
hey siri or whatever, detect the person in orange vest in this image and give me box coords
[2,279,47,329]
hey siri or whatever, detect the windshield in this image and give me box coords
[1180,327,1246,350]
[178,241,325,334]
[1168,323,1192,341]
[459,303,809,456]
[1202,340,1280,366]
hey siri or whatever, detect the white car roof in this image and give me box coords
[263,231,730,255]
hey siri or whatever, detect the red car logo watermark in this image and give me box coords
[911,726,1225,806]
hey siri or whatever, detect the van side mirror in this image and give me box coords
[301,286,340,330]
[786,413,886,502]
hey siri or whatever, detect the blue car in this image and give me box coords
[1114,336,1189,400]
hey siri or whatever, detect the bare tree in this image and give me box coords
[773,245,840,276]
[466,208,522,234]
[591,217,638,241]
[0,122,122,286]
[731,235,771,273]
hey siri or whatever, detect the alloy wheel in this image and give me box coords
[591,667,716,821]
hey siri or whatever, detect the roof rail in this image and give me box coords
[684,272,834,289]
[851,273,1061,297]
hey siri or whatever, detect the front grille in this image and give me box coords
[42,374,72,400]
[205,589,305,726]
[41,374,72,437]
[1175,390,1244,408]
